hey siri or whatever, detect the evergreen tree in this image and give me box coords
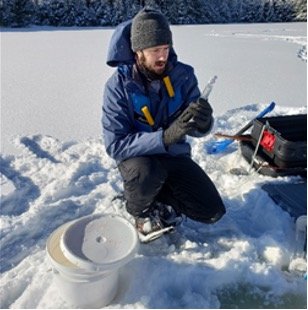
[217,0,232,23]
[82,0,98,26]
[240,0,258,22]
[144,0,159,9]
[201,0,217,23]
[204,0,224,23]
[292,0,307,21]
[262,0,275,22]
[167,0,181,24]
[0,0,307,27]
[1,0,35,26]
[62,0,83,26]
[46,0,66,26]
[186,0,205,24]
[0,0,11,26]
[228,0,242,23]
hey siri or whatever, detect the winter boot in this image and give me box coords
[157,203,184,227]
[135,212,174,243]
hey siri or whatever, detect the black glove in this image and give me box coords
[187,98,213,134]
[163,105,195,146]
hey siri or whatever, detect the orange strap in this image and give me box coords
[141,106,155,126]
[163,76,175,98]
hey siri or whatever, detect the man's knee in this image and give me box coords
[118,156,167,200]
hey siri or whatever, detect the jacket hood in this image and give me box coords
[106,19,177,67]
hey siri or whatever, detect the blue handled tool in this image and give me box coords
[206,101,276,154]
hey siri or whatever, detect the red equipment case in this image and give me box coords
[240,114,307,177]
[250,114,307,168]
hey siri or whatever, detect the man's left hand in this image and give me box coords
[188,98,213,133]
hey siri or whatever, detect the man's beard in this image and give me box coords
[137,54,167,81]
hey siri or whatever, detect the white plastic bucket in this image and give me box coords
[46,214,139,308]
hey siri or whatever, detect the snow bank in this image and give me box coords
[1,103,306,308]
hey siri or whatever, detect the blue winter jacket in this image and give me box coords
[102,20,201,163]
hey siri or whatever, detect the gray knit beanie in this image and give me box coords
[131,8,173,52]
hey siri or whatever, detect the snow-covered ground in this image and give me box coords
[0,22,307,308]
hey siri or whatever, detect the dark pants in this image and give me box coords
[118,156,226,224]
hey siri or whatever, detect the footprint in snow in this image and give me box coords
[0,156,40,216]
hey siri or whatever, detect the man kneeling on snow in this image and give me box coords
[102,8,225,242]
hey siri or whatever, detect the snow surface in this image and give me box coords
[0,22,307,308]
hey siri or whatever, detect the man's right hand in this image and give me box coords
[163,105,195,146]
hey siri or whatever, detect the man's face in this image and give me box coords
[136,44,170,75]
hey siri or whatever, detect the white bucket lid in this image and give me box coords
[60,214,139,272]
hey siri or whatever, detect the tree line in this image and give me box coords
[0,0,306,28]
